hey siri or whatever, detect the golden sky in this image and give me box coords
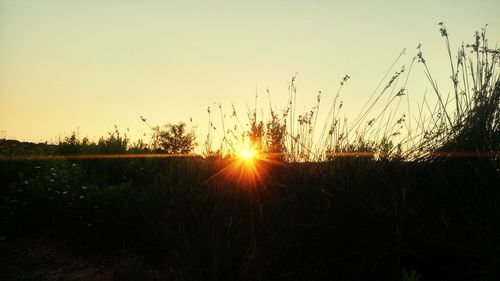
[1,0,499,143]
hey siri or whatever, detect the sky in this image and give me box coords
[1,0,499,145]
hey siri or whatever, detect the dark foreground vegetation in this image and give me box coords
[0,150,499,280]
[1,24,499,280]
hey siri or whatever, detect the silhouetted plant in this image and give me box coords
[97,126,128,154]
[58,132,81,155]
[402,270,422,281]
[248,110,264,152]
[152,122,196,154]
[128,138,150,153]
[265,110,287,157]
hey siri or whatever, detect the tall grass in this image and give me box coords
[202,24,499,163]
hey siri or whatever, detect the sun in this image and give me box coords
[239,147,256,161]
[205,142,277,188]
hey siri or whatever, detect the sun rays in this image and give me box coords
[203,141,272,188]
[238,147,256,161]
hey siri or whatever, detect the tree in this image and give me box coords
[152,122,196,154]
[58,132,80,155]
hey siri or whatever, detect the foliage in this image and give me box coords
[248,110,264,152]
[58,132,81,155]
[152,122,196,154]
[265,109,287,156]
[96,126,128,154]
[402,270,422,281]
[1,153,498,280]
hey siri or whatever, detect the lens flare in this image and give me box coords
[239,147,256,161]
[203,142,272,188]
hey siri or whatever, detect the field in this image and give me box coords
[1,26,499,280]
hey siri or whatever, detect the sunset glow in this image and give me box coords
[238,147,256,161]
[201,141,269,188]
[1,1,498,143]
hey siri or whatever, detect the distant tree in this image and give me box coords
[152,122,196,154]
[97,127,128,154]
[128,138,150,154]
[58,132,80,155]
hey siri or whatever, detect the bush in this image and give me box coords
[152,122,196,154]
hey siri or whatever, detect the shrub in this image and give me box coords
[152,122,196,154]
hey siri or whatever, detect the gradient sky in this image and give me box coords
[1,0,499,144]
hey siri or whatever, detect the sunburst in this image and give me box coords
[238,147,257,161]
[205,141,270,188]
